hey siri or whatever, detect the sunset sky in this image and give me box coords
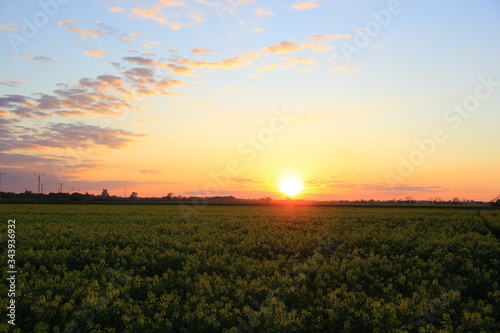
[1,0,499,201]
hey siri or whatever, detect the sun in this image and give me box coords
[279,176,304,197]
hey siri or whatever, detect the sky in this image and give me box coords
[0,0,499,201]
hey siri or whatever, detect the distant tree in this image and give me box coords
[452,197,461,204]
[166,193,173,201]
[130,192,138,200]
[404,196,414,204]
[70,192,85,201]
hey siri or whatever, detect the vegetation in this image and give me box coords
[1,205,499,332]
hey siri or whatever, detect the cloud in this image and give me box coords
[43,122,144,149]
[330,65,360,72]
[292,2,319,10]
[127,5,182,30]
[59,21,103,38]
[308,33,351,42]
[109,7,124,13]
[143,41,161,49]
[0,80,26,87]
[0,95,47,118]
[256,8,274,16]
[123,56,156,66]
[264,40,332,54]
[0,23,19,31]
[4,72,126,118]
[67,26,102,38]
[19,56,58,63]
[305,177,344,187]
[191,47,216,56]
[264,41,302,54]
[123,66,184,95]
[0,152,65,167]
[0,121,144,152]
[84,49,108,58]
[242,52,262,60]
[58,19,75,26]
[119,34,136,42]
[0,61,184,119]
[255,63,278,72]
[300,42,332,52]
[282,56,315,65]
[139,169,162,174]
[123,56,194,75]
[175,56,248,69]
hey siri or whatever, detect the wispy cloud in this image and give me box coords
[0,23,19,31]
[256,8,274,16]
[264,40,332,54]
[58,19,75,26]
[175,56,248,69]
[139,169,162,174]
[292,2,319,10]
[17,56,58,63]
[282,56,315,65]
[109,7,124,13]
[0,80,26,87]
[0,120,144,152]
[255,63,278,72]
[84,49,108,58]
[305,177,344,187]
[264,41,302,53]
[127,2,183,30]
[59,20,103,38]
[308,33,351,42]
[330,65,360,72]
[191,47,217,56]
[123,56,194,75]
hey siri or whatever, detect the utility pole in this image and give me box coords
[0,171,6,203]
[58,183,65,204]
[70,187,74,193]
[124,188,127,198]
[35,174,45,204]
[40,184,45,203]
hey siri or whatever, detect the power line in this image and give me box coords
[34,174,45,204]
[58,183,65,204]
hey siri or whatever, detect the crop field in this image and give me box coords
[1,204,499,332]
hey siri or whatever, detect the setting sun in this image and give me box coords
[279,177,304,197]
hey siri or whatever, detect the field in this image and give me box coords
[1,204,499,332]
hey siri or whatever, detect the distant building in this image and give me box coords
[101,189,110,198]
